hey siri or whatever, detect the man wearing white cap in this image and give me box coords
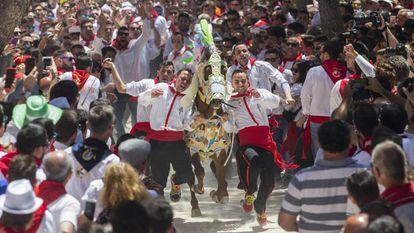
[0,179,55,232]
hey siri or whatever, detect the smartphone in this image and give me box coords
[30,49,40,64]
[24,58,35,75]
[5,68,16,89]
[42,57,52,68]
[84,200,96,220]
[9,37,19,46]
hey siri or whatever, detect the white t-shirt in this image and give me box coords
[47,194,81,232]
[65,147,120,201]
[59,72,101,111]
[38,210,55,233]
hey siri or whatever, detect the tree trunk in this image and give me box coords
[319,0,344,37]
[294,0,314,11]
[0,0,32,54]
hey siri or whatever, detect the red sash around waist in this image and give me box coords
[130,122,152,135]
[239,126,298,170]
[302,115,330,160]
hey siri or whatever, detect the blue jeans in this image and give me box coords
[310,122,322,159]
[113,91,137,139]
[273,118,289,161]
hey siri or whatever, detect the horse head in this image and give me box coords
[181,19,231,111]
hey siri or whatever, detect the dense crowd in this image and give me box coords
[0,0,413,232]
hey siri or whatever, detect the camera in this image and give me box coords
[395,43,407,58]
[354,11,387,28]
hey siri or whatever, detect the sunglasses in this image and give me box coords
[118,32,129,37]
[286,42,299,47]
[62,56,75,61]
[227,17,238,22]
[265,57,278,62]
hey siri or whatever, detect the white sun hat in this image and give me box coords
[0,179,43,215]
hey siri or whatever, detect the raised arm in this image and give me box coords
[102,60,126,93]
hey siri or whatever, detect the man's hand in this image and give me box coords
[249,88,261,98]
[344,44,359,60]
[2,44,15,56]
[15,63,25,74]
[102,59,115,71]
[285,97,295,105]
[151,89,164,98]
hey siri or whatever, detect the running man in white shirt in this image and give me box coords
[222,69,298,225]
[138,69,193,201]
[107,60,175,138]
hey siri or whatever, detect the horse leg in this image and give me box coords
[210,150,229,204]
[188,174,202,217]
[191,153,205,194]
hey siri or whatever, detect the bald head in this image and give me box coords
[372,141,407,183]
[343,213,369,233]
[42,150,72,183]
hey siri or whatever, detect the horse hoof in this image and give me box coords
[220,195,229,204]
[191,184,205,195]
[191,208,202,217]
[210,190,219,203]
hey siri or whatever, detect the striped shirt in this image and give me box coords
[280,157,368,233]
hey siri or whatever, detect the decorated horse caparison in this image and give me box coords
[181,19,233,217]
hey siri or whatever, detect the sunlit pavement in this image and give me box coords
[166,159,290,233]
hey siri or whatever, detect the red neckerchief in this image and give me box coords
[361,136,372,154]
[348,145,358,157]
[0,151,41,176]
[339,79,350,97]
[172,46,192,61]
[168,85,184,96]
[381,181,414,209]
[254,17,269,29]
[349,73,361,80]
[278,66,285,73]
[0,204,47,233]
[153,76,160,84]
[111,39,128,51]
[72,69,90,91]
[37,180,67,206]
[322,59,347,84]
[13,55,31,65]
[235,58,256,71]
[230,91,251,99]
[81,33,96,47]
[57,68,65,76]
[49,138,56,152]
[282,53,302,68]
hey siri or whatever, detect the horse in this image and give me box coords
[181,34,233,217]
